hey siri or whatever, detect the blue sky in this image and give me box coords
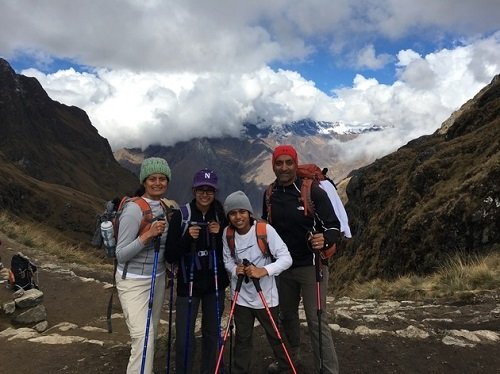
[0,1,499,165]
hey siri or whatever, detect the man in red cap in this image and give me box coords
[263,144,341,374]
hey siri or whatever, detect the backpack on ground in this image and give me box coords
[265,163,352,259]
[10,253,38,291]
[226,219,271,259]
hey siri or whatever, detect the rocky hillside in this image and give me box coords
[0,58,137,200]
[0,58,139,241]
[332,75,500,287]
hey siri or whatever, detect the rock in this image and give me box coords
[395,325,430,339]
[14,288,44,308]
[28,334,86,344]
[3,301,16,314]
[442,335,476,348]
[12,304,47,324]
[33,320,49,332]
[354,325,390,336]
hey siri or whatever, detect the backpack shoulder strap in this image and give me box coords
[129,197,153,235]
[264,183,275,224]
[255,219,271,257]
[226,219,270,258]
[179,203,191,235]
[226,226,236,257]
[299,178,315,217]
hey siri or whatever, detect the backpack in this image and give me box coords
[265,163,351,259]
[91,197,121,249]
[225,219,271,259]
[10,253,38,291]
[102,196,176,333]
[100,196,155,258]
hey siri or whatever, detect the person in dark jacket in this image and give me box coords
[165,168,229,374]
[262,145,341,374]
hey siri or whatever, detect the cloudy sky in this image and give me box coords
[1,0,499,164]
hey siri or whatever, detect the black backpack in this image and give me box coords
[11,253,38,291]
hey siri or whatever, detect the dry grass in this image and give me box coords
[348,251,500,300]
[0,211,111,272]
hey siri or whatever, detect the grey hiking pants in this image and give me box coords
[278,265,339,374]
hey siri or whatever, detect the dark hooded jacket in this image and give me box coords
[262,177,341,267]
[166,199,229,297]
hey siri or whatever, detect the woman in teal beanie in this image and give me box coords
[115,157,172,374]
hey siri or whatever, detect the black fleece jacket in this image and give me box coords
[262,177,341,267]
[165,199,229,297]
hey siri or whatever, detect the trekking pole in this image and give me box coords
[183,240,197,372]
[210,232,224,350]
[315,252,324,374]
[214,273,245,374]
[242,259,297,374]
[165,263,175,374]
[140,229,163,374]
[229,317,234,374]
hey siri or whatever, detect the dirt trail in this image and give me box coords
[1,234,499,373]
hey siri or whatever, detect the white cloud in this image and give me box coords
[1,1,499,167]
[352,44,393,70]
[1,1,498,72]
[22,34,500,158]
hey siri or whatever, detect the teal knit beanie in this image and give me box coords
[139,157,172,183]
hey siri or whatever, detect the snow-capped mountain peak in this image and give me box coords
[242,118,385,138]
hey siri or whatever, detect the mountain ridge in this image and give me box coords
[0,57,497,287]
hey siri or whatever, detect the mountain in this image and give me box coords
[0,58,138,241]
[0,58,137,200]
[114,114,383,209]
[114,134,362,214]
[330,75,500,289]
[242,118,384,138]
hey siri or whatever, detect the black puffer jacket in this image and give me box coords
[165,199,229,297]
[262,177,340,268]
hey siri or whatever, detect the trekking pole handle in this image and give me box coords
[152,216,165,252]
[189,221,209,227]
[242,259,262,292]
[235,273,245,292]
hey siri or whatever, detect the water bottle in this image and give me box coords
[100,220,116,257]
